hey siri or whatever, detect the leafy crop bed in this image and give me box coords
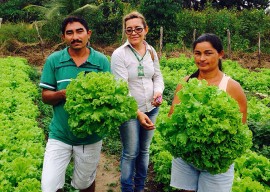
[0,57,44,192]
[0,56,269,191]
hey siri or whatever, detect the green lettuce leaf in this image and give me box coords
[65,72,137,138]
[159,78,252,174]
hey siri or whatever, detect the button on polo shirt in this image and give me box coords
[39,47,111,145]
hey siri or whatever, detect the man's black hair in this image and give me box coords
[61,16,89,35]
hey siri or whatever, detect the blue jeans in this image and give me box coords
[119,107,159,192]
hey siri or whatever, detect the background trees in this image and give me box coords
[0,0,45,22]
[140,0,182,45]
[182,0,269,10]
[0,0,270,53]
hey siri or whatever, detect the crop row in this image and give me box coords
[0,56,269,191]
[0,57,44,192]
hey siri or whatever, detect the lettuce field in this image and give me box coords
[0,56,269,191]
[0,57,44,191]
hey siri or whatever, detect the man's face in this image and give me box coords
[62,21,91,50]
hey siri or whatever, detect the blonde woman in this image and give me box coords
[111,11,164,192]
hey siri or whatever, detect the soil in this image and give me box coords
[1,40,270,69]
[96,152,170,192]
[1,41,269,192]
[96,153,121,192]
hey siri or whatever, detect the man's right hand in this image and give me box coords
[42,89,66,106]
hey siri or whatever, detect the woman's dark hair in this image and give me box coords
[193,33,223,71]
[61,16,89,35]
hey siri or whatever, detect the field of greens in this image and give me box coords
[0,56,269,191]
[0,57,44,191]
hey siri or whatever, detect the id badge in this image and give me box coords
[138,65,144,76]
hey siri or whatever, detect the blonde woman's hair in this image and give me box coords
[123,11,147,29]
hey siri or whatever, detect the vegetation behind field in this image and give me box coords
[1,0,270,54]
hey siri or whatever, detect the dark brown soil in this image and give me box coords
[1,40,270,69]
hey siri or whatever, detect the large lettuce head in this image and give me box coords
[159,78,252,174]
[65,72,137,138]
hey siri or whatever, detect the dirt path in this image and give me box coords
[95,153,166,192]
[96,153,121,192]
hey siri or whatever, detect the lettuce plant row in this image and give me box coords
[0,57,44,192]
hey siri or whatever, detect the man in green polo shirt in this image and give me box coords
[39,16,110,192]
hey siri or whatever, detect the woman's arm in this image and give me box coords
[137,110,155,130]
[151,47,165,107]
[168,76,189,116]
[168,84,182,116]
[226,79,247,123]
[151,47,164,95]
[111,50,129,81]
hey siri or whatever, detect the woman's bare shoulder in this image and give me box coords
[227,78,246,99]
[227,78,243,91]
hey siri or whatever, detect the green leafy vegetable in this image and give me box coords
[234,150,270,186]
[65,72,137,138]
[159,78,252,174]
[0,57,44,191]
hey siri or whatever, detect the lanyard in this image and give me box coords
[128,45,146,77]
[128,45,146,66]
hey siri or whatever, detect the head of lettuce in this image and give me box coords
[64,72,137,138]
[159,78,252,174]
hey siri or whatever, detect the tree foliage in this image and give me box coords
[21,0,124,43]
[140,0,182,45]
[182,0,269,10]
[1,0,270,53]
[0,0,46,22]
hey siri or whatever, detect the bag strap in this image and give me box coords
[149,46,155,61]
